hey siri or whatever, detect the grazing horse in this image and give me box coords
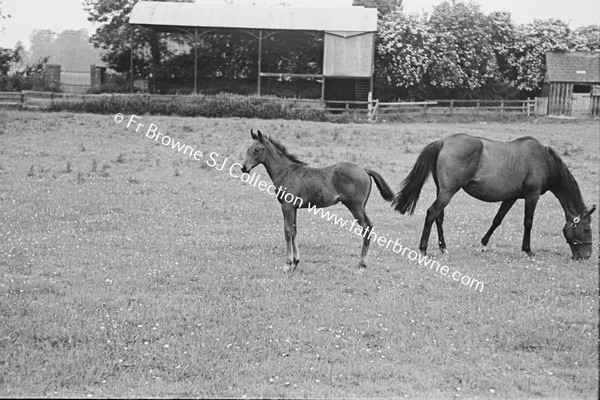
[392,133,595,260]
[241,130,394,271]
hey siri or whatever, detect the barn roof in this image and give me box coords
[129,1,378,33]
[546,51,600,83]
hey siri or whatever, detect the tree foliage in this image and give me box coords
[375,11,432,99]
[354,0,402,16]
[377,2,600,100]
[377,1,498,99]
[83,0,151,75]
[572,25,600,50]
[507,19,573,92]
[26,29,101,70]
[0,45,20,75]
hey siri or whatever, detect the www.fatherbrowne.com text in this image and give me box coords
[115,113,485,292]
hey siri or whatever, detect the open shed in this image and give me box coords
[129,0,378,103]
[544,51,600,117]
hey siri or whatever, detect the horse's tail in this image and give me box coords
[392,140,443,214]
[365,169,395,203]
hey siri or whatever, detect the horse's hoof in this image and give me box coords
[283,264,291,272]
[355,268,365,276]
[478,245,486,252]
[439,248,449,255]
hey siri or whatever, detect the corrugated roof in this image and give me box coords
[546,51,600,83]
[129,1,378,32]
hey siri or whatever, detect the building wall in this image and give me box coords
[548,82,573,116]
[548,82,600,117]
[323,32,373,78]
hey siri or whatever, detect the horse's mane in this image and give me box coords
[545,146,586,210]
[267,136,306,165]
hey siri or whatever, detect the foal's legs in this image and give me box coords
[291,209,300,270]
[346,203,373,269]
[281,205,299,271]
[420,189,458,255]
[480,198,517,249]
[522,193,540,256]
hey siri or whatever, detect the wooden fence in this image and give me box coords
[367,95,537,121]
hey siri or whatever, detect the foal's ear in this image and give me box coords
[250,129,258,140]
[586,205,597,217]
[256,130,264,141]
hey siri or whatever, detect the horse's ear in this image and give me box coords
[586,205,596,217]
[256,130,264,142]
[250,129,258,140]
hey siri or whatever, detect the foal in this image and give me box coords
[241,130,394,271]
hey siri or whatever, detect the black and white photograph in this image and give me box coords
[0,0,598,397]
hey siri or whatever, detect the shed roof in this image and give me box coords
[546,51,600,83]
[129,1,378,32]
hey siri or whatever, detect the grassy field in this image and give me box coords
[0,110,598,398]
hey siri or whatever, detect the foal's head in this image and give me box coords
[241,129,269,173]
[563,205,596,260]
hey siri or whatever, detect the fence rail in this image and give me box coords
[367,96,536,121]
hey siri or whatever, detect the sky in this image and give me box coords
[0,0,598,50]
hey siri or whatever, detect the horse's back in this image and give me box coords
[290,162,370,208]
[439,134,550,201]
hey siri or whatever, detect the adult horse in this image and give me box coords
[241,130,394,271]
[392,133,595,260]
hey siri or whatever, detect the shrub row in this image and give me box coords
[46,93,364,123]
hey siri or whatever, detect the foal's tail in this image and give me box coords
[392,140,443,214]
[365,169,395,203]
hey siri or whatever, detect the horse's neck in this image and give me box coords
[263,151,298,188]
[551,179,584,221]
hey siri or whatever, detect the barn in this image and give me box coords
[543,51,600,117]
[128,0,378,104]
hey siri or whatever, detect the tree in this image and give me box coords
[571,25,600,50]
[507,19,573,93]
[53,29,103,70]
[489,11,516,81]
[83,0,147,74]
[29,29,57,63]
[375,10,433,99]
[354,0,402,16]
[425,1,496,97]
[0,45,20,75]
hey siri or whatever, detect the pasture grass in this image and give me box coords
[0,110,598,398]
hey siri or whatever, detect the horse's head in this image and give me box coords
[241,129,267,173]
[563,205,596,260]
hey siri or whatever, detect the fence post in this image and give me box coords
[500,100,504,114]
[526,97,530,116]
[449,100,454,115]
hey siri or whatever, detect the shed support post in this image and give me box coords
[257,29,262,96]
[369,32,375,99]
[194,27,198,95]
[130,25,134,93]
